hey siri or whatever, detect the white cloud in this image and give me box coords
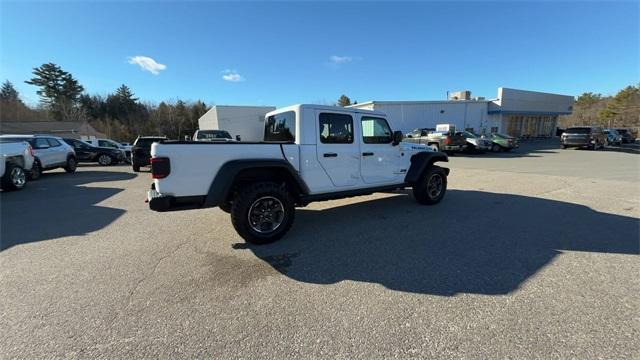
[221,69,244,82]
[330,55,353,64]
[128,56,167,75]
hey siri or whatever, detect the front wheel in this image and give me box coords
[492,144,502,152]
[429,143,439,152]
[230,182,295,244]
[412,166,447,205]
[1,163,27,191]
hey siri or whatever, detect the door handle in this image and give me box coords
[323,153,338,157]
[362,152,374,156]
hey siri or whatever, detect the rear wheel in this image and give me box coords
[98,154,113,166]
[132,163,140,172]
[412,166,447,205]
[230,182,295,244]
[64,157,77,173]
[492,144,501,152]
[2,163,27,191]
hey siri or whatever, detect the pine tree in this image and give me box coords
[0,80,20,102]
[337,94,352,107]
[25,63,84,120]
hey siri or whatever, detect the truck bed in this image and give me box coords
[151,141,292,197]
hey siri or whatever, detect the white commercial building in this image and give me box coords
[349,87,574,137]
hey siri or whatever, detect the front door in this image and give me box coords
[359,115,402,184]
[315,111,361,187]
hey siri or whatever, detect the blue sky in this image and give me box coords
[1,1,638,107]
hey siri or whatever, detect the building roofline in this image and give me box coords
[348,99,494,107]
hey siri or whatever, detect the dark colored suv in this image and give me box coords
[131,136,167,172]
[561,126,606,150]
[615,128,634,143]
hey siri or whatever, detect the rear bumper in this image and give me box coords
[442,145,463,151]
[149,193,207,212]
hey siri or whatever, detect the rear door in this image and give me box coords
[315,111,361,187]
[46,138,66,164]
[359,115,402,184]
[32,138,54,166]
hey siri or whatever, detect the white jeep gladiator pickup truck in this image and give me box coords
[148,104,449,244]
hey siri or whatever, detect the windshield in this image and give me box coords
[566,127,591,134]
[196,130,232,140]
[492,133,512,139]
[460,131,478,138]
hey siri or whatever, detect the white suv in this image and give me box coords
[0,135,77,179]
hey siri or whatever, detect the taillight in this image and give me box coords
[151,157,170,179]
[444,137,452,145]
[27,144,34,157]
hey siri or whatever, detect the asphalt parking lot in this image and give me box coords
[1,142,639,359]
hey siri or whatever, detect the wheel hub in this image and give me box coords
[427,174,443,199]
[248,196,285,234]
[10,168,26,187]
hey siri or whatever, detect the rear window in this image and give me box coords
[264,111,295,142]
[196,130,232,140]
[135,138,165,147]
[566,127,591,134]
[0,137,29,143]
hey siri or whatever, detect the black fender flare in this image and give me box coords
[204,159,310,207]
[404,151,449,184]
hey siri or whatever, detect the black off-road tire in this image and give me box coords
[2,163,27,191]
[64,156,77,173]
[412,166,447,205]
[29,159,42,180]
[230,182,295,244]
[132,163,141,172]
[219,201,232,213]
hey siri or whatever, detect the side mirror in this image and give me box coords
[392,131,403,146]
[235,135,241,141]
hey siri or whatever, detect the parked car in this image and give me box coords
[603,129,623,146]
[0,134,76,179]
[483,133,520,152]
[131,136,167,172]
[0,140,34,191]
[62,138,126,166]
[404,127,467,153]
[193,129,236,142]
[81,138,131,162]
[458,131,492,153]
[147,104,449,244]
[615,128,634,143]
[560,126,606,150]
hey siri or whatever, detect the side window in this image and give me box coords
[361,116,392,144]
[47,138,61,147]
[319,113,354,144]
[99,140,116,148]
[34,138,50,149]
[264,111,295,142]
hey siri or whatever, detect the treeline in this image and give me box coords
[559,85,640,131]
[0,63,209,142]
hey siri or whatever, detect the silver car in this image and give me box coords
[0,135,77,179]
[459,131,492,152]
